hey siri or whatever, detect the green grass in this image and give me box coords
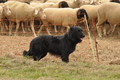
[0,56,120,80]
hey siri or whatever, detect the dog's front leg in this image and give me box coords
[61,54,69,63]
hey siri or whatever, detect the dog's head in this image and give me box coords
[67,26,85,43]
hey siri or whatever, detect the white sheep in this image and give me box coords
[5,1,46,37]
[8,0,33,2]
[0,3,11,18]
[31,1,69,33]
[0,6,3,31]
[0,3,11,32]
[37,8,88,35]
[96,2,120,37]
[80,5,99,31]
[0,5,3,21]
[45,0,84,8]
[67,0,84,8]
[45,0,60,3]
[30,1,69,9]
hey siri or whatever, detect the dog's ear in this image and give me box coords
[68,27,75,41]
[69,27,74,31]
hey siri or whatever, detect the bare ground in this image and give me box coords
[0,33,120,65]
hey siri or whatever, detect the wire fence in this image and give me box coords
[0,16,120,64]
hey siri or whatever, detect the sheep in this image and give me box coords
[0,6,3,32]
[96,2,120,37]
[5,1,46,37]
[88,0,101,4]
[0,6,3,18]
[45,0,60,3]
[0,3,11,18]
[80,5,99,31]
[45,0,84,8]
[37,8,88,35]
[31,1,69,33]
[62,0,84,8]
[0,3,11,32]
[99,0,110,3]
[8,0,33,2]
[30,1,69,9]
[30,0,47,3]
[79,0,101,6]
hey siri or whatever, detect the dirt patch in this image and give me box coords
[0,35,120,65]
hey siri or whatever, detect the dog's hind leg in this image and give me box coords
[23,50,33,56]
[33,53,47,61]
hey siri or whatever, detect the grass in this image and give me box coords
[0,56,120,80]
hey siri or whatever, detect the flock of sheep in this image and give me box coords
[0,0,120,37]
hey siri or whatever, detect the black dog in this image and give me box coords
[23,26,85,63]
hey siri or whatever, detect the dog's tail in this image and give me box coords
[23,50,33,57]
[23,50,29,56]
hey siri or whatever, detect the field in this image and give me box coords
[0,32,120,80]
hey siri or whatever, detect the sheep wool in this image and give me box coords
[5,1,46,37]
[97,2,120,37]
[42,8,79,26]
[38,8,88,35]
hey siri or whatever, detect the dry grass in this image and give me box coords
[0,35,120,80]
[0,35,120,64]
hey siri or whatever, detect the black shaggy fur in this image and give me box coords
[23,26,85,63]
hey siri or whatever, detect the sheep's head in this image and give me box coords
[59,1,69,8]
[0,6,3,15]
[34,7,46,19]
[2,4,11,16]
[77,9,88,20]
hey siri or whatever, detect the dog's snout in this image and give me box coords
[82,34,85,38]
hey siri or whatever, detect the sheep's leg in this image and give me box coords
[111,24,117,34]
[26,21,31,31]
[66,26,70,32]
[14,21,20,36]
[57,26,61,32]
[103,26,107,36]
[90,0,94,4]
[102,23,108,36]
[30,20,37,37]
[46,26,51,35]
[96,19,106,37]
[9,22,13,36]
[96,25,102,37]
[60,27,64,32]
[0,21,3,32]
[37,25,43,35]
[4,21,8,31]
[54,25,57,33]
[0,20,6,32]
[106,24,115,35]
[118,26,120,36]
[38,24,51,35]
[106,24,112,35]
[21,22,25,33]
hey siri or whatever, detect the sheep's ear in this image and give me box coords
[34,9,39,15]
